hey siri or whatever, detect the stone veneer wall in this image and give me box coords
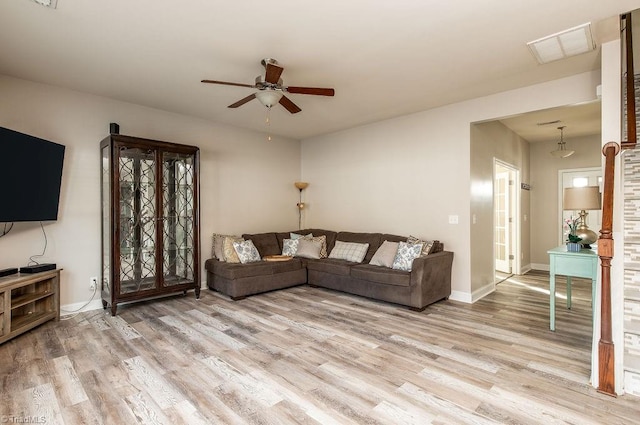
[623,148,640,396]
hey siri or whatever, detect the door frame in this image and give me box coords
[493,158,521,280]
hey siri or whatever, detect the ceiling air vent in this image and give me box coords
[30,0,58,8]
[527,23,595,64]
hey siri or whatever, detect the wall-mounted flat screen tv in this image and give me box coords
[0,126,65,222]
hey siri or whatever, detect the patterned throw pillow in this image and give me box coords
[290,232,313,239]
[329,241,370,263]
[392,241,424,271]
[309,235,328,258]
[407,235,436,256]
[233,240,262,264]
[212,233,240,260]
[282,238,299,256]
[294,238,323,259]
[222,236,243,263]
[369,241,400,268]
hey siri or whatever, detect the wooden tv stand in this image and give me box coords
[0,269,61,344]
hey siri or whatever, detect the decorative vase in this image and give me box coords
[566,242,582,252]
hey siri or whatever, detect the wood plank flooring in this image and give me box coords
[1,270,639,424]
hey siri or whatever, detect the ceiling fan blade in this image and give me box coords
[265,63,284,84]
[201,79,256,89]
[228,93,256,108]
[279,96,302,114]
[285,86,335,96]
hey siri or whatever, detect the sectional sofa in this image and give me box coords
[204,228,453,311]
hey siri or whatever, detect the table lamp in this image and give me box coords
[563,186,602,248]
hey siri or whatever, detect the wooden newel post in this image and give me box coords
[597,142,620,396]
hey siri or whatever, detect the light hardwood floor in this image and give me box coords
[1,271,638,424]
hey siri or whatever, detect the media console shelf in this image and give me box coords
[0,269,61,344]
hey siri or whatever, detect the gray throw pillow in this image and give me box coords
[369,241,400,268]
[295,238,323,259]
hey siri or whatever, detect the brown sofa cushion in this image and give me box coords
[380,234,406,243]
[241,232,280,257]
[306,258,354,276]
[212,258,303,280]
[351,264,411,287]
[335,232,382,263]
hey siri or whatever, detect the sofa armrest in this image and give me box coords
[409,251,453,309]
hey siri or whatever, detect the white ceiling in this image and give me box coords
[499,101,602,143]
[0,0,637,141]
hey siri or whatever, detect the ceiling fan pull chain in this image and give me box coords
[266,106,272,141]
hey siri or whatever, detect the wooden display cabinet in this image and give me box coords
[100,133,201,315]
[0,269,61,344]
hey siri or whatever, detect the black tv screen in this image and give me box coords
[0,126,65,222]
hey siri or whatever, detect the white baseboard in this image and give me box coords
[449,291,472,303]
[531,263,550,271]
[520,263,532,274]
[472,282,496,302]
[450,282,496,304]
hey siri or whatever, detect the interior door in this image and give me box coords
[495,169,511,273]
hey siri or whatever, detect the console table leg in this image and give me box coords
[550,271,556,331]
[567,276,572,309]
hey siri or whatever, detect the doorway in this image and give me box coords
[558,167,603,246]
[494,160,519,283]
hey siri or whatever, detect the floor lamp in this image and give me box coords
[563,186,602,249]
[294,182,308,230]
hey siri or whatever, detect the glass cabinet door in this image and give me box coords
[161,151,196,287]
[117,146,158,295]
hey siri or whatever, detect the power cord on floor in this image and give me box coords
[60,285,98,320]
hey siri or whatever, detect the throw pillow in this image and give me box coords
[329,241,370,263]
[309,235,328,258]
[407,235,436,256]
[222,236,243,263]
[392,241,424,271]
[294,238,323,259]
[290,232,313,239]
[369,241,400,268]
[233,240,262,264]
[282,238,299,256]
[212,233,240,260]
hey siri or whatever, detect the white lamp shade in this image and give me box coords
[255,90,283,107]
[563,186,601,210]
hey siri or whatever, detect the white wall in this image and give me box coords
[529,134,602,267]
[0,75,302,310]
[470,120,530,300]
[302,71,601,302]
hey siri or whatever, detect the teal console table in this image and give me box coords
[547,246,598,331]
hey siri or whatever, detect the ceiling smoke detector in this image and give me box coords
[31,0,58,8]
[527,23,595,64]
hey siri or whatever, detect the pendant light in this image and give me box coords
[550,126,574,158]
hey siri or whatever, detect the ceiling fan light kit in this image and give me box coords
[255,90,283,108]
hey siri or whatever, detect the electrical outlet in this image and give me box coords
[90,277,98,291]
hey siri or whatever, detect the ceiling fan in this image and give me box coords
[201,58,335,114]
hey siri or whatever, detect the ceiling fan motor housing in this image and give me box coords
[255,75,283,90]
